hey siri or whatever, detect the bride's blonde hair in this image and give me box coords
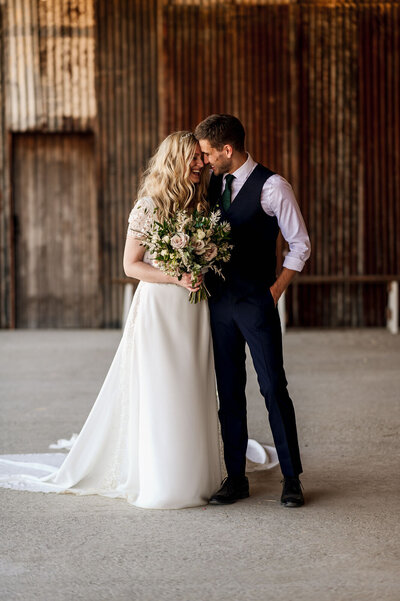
[135,131,209,218]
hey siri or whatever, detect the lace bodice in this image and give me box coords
[126,197,156,240]
[126,197,157,265]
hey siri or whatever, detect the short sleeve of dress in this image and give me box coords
[126,197,156,240]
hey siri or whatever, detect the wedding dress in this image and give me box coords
[0,198,278,509]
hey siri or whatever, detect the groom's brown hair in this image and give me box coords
[195,114,245,152]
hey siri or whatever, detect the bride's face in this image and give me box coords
[188,143,204,184]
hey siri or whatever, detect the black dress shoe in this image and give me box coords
[280,476,304,507]
[209,476,250,505]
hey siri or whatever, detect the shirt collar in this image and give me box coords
[222,153,257,185]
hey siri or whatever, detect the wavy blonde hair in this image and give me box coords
[135,131,209,218]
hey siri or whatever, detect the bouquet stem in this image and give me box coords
[189,283,211,304]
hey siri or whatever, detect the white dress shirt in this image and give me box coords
[221,154,311,272]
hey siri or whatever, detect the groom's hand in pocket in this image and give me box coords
[269,286,279,307]
[270,267,298,307]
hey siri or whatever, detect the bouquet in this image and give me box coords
[137,207,233,303]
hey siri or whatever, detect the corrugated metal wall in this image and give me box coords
[0,0,399,328]
[295,3,361,326]
[162,0,400,327]
[163,0,299,280]
[359,2,400,326]
[0,0,97,327]
[0,4,11,328]
[95,0,160,327]
[6,0,96,130]
[294,1,400,327]
[164,2,299,181]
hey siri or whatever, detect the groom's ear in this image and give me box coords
[224,144,234,158]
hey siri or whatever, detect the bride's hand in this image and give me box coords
[176,273,203,292]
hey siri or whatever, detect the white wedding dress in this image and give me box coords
[0,198,278,509]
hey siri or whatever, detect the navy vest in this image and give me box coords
[207,163,278,299]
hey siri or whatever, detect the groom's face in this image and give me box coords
[199,139,232,176]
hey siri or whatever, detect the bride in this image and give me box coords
[0,131,222,509]
[0,131,277,509]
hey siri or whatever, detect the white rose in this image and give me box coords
[162,235,170,243]
[197,230,206,240]
[192,239,205,254]
[203,243,218,261]
[171,232,189,249]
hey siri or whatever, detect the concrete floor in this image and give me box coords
[0,329,399,601]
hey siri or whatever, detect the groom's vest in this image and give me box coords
[207,163,278,299]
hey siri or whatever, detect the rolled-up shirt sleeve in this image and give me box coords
[260,174,311,272]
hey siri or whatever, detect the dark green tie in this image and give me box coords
[221,174,235,211]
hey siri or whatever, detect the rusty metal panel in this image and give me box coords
[0,5,12,328]
[358,3,400,326]
[296,2,399,327]
[163,1,400,327]
[1,0,159,328]
[163,1,309,323]
[167,0,302,5]
[163,3,299,180]
[95,0,160,327]
[293,2,399,326]
[1,0,399,328]
[6,0,96,131]
[293,3,361,326]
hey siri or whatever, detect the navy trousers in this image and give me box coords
[209,288,303,479]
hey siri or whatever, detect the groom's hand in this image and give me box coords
[269,285,279,307]
[270,267,298,307]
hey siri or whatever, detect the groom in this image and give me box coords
[195,114,311,507]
